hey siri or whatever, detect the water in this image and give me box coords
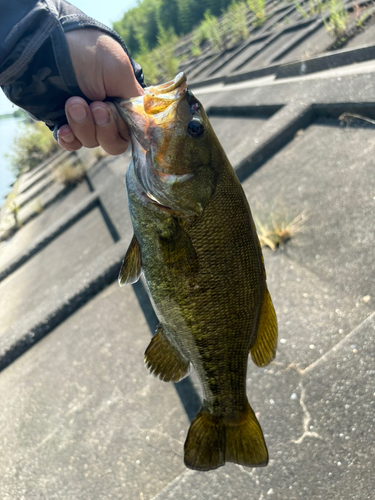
[0,117,21,204]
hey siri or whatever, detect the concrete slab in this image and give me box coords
[150,313,375,500]
[209,116,269,159]
[249,312,375,500]
[85,153,133,239]
[196,42,255,81]
[197,61,375,105]
[0,281,190,499]
[279,24,332,63]
[345,18,375,48]
[212,38,269,78]
[243,119,375,301]
[0,206,114,337]
[261,250,372,368]
[16,150,69,194]
[0,180,91,271]
[238,28,307,72]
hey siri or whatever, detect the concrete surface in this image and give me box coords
[1,8,375,499]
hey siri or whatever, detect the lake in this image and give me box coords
[0,117,21,204]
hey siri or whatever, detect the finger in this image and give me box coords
[65,97,99,148]
[90,102,130,155]
[58,124,82,151]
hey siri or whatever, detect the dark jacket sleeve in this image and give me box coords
[0,0,144,138]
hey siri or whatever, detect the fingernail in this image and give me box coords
[59,131,75,143]
[69,104,87,123]
[92,106,110,126]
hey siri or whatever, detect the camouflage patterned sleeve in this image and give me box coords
[0,0,144,138]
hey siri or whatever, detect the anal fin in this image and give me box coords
[118,234,142,286]
[251,286,278,367]
[144,325,190,382]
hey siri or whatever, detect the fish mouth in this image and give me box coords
[116,72,210,217]
[115,72,193,176]
[147,72,187,96]
[114,72,187,149]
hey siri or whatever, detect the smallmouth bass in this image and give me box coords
[115,73,277,471]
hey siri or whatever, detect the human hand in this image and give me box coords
[58,29,144,155]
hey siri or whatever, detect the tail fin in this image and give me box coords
[184,402,268,471]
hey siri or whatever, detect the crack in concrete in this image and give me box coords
[292,382,323,444]
[285,362,306,375]
[238,465,262,489]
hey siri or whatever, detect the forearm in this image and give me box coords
[0,0,144,136]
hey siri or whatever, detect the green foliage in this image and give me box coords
[13,108,29,119]
[191,3,249,54]
[324,0,349,39]
[223,1,249,46]
[292,0,325,18]
[355,11,370,30]
[136,27,183,85]
[202,11,221,50]
[247,0,267,26]
[191,11,215,54]
[5,182,20,228]
[113,0,162,56]
[54,161,86,186]
[7,122,59,177]
[113,0,237,57]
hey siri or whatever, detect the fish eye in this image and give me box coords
[187,119,204,138]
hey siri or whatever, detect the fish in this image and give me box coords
[115,72,278,472]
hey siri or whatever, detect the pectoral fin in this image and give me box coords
[144,325,190,382]
[251,286,278,367]
[118,234,142,286]
[158,220,199,274]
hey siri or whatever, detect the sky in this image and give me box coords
[0,0,138,115]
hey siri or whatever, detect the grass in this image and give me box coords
[5,182,21,228]
[339,112,375,126]
[293,0,326,18]
[355,11,370,30]
[324,0,349,40]
[53,161,86,186]
[191,3,250,56]
[136,27,184,85]
[247,0,267,27]
[29,198,44,215]
[196,11,222,52]
[7,121,59,177]
[254,209,309,251]
[222,1,250,46]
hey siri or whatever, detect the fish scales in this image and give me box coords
[116,72,278,471]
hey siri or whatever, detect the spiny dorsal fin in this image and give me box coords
[144,324,190,382]
[118,234,142,286]
[251,286,278,367]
